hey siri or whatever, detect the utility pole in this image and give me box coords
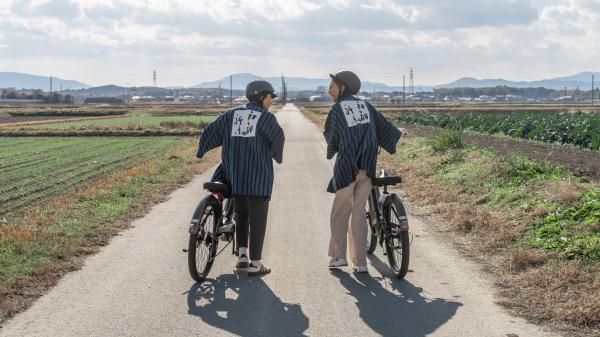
[218,83,222,101]
[49,76,53,94]
[153,70,157,87]
[409,67,414,94]
[403,76,407,104]
[592,74,595,105]
[230,75,233,107]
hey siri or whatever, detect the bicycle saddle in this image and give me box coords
[371,176,402,187]
[203,182,232,197]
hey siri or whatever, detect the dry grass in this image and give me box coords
[499,262,600,334]
[544,181,593,206]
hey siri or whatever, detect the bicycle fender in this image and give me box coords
[189,194,221,234]
[383,193,409,231]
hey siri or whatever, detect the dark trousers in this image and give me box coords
[234,195,270,261]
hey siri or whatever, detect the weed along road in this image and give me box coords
[0,104,561,337]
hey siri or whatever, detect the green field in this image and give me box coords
[0,137,184,215]
[4,115,216,130]
[395,110,600,150]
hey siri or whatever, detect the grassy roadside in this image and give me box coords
[0,139,219,322]
[300,107,600,336]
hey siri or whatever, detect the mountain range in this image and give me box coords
[0,72,90,91]
[438,72,600,90]
[191,73,405,92]
[1,71,599,93]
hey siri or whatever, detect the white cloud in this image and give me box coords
[0,0,599,86]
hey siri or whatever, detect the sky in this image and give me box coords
[0,0,598,87]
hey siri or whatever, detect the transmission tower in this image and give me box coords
[409,67,415,94]
[153,70,157,87]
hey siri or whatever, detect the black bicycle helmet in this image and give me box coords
[329,70,361,95]
[245,80,278,99]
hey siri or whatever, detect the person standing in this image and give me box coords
[324,70,402,273]
[197,80,285,276]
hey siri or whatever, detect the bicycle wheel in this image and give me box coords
[188,197,220,282]
[383,195,410,279]
[366,191,378,254]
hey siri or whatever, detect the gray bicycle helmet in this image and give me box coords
[329,70,361,95]
[246,80,278,99]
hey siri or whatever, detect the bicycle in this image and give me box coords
[186,181,236,283]
[365,170,411,279]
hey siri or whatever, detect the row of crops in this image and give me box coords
[395,111,600,150]
[0,137,183,215]
[1,115,214,131]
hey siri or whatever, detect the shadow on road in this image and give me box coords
[186,273,309,337]
[329,254,463,337]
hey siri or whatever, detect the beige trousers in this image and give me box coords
[328,170,372,266]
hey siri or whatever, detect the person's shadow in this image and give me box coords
[331,254,463,337]
[186,274,309,337]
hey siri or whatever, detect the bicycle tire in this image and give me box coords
[383,194,410,279]
[188,196,220,282]
[366,191,378,254]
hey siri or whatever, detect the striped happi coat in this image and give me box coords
[323,96,401,193]
[196,102,285,198]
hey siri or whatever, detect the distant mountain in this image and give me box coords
[192,73,406,92]
[0,72,91,90]
[438,72,600,90]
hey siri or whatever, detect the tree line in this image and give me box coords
[2,88,75,104]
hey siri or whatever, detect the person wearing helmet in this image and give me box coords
[197,80,285,276]
[324,70,402,273]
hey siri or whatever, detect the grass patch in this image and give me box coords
[0,139,219,321]
[377,130,600,332]
[430,129,463,152]
[1,115,214,131]
[526,188,600,260]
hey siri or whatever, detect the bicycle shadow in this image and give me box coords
[330,254,462,337]
[186,274,309,337]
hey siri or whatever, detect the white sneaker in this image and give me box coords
[353,265,369,273]
[328,258,348,268]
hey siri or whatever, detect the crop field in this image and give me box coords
[394,110,600,150]
[1,115,216,131]
[0,103,224,125]
[0,137,182,216]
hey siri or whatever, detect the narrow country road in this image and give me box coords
[0,104,560,337]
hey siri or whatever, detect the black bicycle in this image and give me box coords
[187,182,236,282]
[365,170,411,279]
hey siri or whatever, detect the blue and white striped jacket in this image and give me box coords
[196,102,285,198]
[323,96,401,193]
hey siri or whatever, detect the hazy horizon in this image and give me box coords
[1,0,598,87]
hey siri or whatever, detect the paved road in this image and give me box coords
[0,104,560,337]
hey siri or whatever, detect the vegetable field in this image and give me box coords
[395,110,600,150]
[0,137,182,215]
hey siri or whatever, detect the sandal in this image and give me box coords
[247,261,271,276]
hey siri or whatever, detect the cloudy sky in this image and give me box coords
[0,0,598,87]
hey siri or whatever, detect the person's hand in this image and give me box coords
[398,127,407,135]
